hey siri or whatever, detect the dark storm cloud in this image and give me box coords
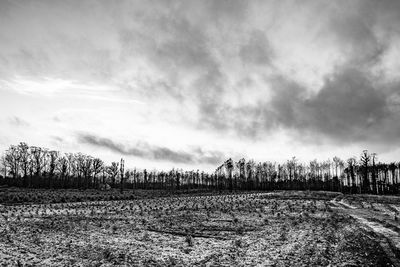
[119,16,215,72]
[193,64,400,146]
[115,0,255,135]
[189,0,400,147]
[239,30,272,66]
[266,68,397,143]
[322,1,391,68]
[264,1,400,145]
[117,2,228,105]
[328,9,378,54]
[86,0,400,147]
[78,134,145,158]
[203,0,248,22]
[77,133,225,165]
[2,0,400,149]
[303,69,389,140]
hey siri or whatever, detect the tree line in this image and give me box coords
[1,142,399,195]
[215,150,399,195]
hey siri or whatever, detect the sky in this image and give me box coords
[1,0,400,171]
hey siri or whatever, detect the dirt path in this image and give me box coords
[330,197,400,267]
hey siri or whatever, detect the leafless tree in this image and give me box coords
[92,158,104,188]
[371,153,377,194]
[120,158,125,193]
[108,162,119,187]
[31,146,48,179]
[360,150,371,193]
[56,155,69,187]
[5,145,21,179]
[18,142,30,186]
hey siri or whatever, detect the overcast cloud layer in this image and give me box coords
[1,0,400,169]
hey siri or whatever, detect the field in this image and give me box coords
[1,190,400,266]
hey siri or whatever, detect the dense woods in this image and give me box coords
[1,142,399,195]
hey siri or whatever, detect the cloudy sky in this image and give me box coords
[1,0,400,171]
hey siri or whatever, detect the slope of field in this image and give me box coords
[0,191,398,266]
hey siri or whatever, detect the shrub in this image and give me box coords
[142,232,150,241]
[234,238,243,248]
[103,248,113,261]
[185,235,194,247]
[236,225,245,235]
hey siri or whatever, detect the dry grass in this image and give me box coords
[0,191,395,266]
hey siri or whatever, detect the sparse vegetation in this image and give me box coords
[1,143,400,265]
[0,190,398,266]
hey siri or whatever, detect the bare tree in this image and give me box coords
[346,157,357,193]
[246,160,256,190]
[108,162,119,187]
[120,158,125,193]
[74,153,87,187]
[0,154,6,179]
[360,150,371,193]
[18,142,30,186]
[81,155,93,189]
[47,151,59,188]
[92,158,104,188]
[389,162,397,187]
[371,153,377,194]
[224,158,234,192]
[31,146,48,183]
[333,156,341,178]
[5,145,21,180]
[56,155,69,187]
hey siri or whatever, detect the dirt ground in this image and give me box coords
[0,191,399,266]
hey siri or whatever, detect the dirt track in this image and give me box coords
[331,197,400,267]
